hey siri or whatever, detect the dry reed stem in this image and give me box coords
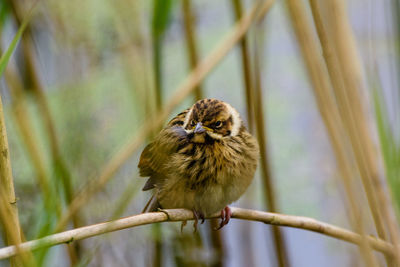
[0,83,20,239]
[285,0,378,265]
[309,1,400,264]
[5,70,53,206]
[55,0,276,232]
[317,0,387,240]
[231,0,254,133]
[251,17,290,267]
[0,208,396,261]
[8,3,83,262]
[182,0,203,101]
[22,36,76,208]
[0,192,36,266]
[9,0,61,165]
[5,68,80,262]
[324,0,400,256]
[0,92,35,266]
[4,69,86,263]
[231,2,259,264]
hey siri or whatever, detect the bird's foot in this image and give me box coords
[192,209,205,233]
[215,206,232,230]
[157,208,170,220]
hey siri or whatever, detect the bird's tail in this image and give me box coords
[141,194,160,213]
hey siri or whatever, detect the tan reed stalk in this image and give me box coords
[231,0,255,133]
[323,0,400,257]
[20,35,77,212]
[252,21,291,267]
[54,0,276,233]
[5,69,52,203]
[285,0,379,265]
[0,77,21,246]
[182,0,203,101]
[0,92,35,267]
[8,0,76,205]
[182,3,221,264]
[309,1,400,264]
[230,3,258,265]
[4,69,82,263]
[7,3,84,262]
[315,0,388,240]
[0,207,396,260]
[0,192,36,267]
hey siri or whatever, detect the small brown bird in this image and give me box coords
[139,98,259,230]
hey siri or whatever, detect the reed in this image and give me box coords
[251,13,290,267]
[182,0,203,101]
[231,0,254,133]
[309,1,400,264]
[0,89,35,267]
[8,2,84,262]
[324,0,400,255]
[285,0,379,265]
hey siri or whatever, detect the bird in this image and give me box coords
[138,98,259,230]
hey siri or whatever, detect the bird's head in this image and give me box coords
[183,98,242,143]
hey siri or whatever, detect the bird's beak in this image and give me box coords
[194,122,206,134]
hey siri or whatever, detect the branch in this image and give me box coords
[0,208,395,260]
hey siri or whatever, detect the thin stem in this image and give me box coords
[5,69,54,211]
[324,0,400,257]
[231,0,254,133]
[285,0,379,265]
[251,15,291,267]
[0,208,395,261]
[7,4,84,262]
[182,0,203,101]
[0,91,35,267]
[309,1,400,264]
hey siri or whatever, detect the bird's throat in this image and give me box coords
[192,133,206,143]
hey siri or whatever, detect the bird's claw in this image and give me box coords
[215,206,232,230]
[192,209,205,233]
[157,208,171,220]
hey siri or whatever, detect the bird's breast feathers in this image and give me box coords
[138,99,260,214]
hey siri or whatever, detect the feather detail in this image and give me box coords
[138,99,259,216]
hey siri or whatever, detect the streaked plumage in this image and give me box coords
[138,98,259,229]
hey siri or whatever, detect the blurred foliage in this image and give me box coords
[152,0,175,107]
[0,2,10,31]
[0,5,30,77]
[0,0,400,266]
[373,89,400,216]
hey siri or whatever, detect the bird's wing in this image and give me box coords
[138,109,191,190]
[138,143,154,177]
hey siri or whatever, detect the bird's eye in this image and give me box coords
[215,121,222,128]
[190,120,196,127]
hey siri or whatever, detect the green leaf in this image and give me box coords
[373,85,400,215]
[151,0,176,106]
[151,0,174,39]
[0,1,10,30]
[0,2,36,78]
